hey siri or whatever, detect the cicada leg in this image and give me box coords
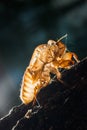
[62,52,79,63]
[58,52,80,69]
[72,52,80,63]
[32,86,40,107]
[58,60,74,69]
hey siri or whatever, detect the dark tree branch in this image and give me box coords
[0,57,87,130]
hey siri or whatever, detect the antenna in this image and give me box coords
[57,34,68,42]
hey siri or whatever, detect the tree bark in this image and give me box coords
[0,57,87,130]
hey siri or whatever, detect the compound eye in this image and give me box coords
[47,40,56,45]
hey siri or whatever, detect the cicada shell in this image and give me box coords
[20,35,79,105]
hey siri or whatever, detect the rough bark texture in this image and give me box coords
[0,57,87,130]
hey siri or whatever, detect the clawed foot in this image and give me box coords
[33,105,42,110]
[25,109,32,119]
[32,105,42,115]
[25,105,42,119]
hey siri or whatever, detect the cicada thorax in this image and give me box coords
[31,43,57,64]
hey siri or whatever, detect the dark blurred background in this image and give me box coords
[0,0,87,118]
